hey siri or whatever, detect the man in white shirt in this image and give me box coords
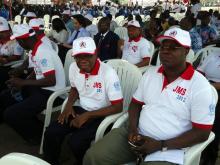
[122,20,151,67]
[0,24,65,144]
[43,37,123,165]
[29,18,53,50]
[83,27,216,165]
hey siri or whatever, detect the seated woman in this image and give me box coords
[48,18,69,44]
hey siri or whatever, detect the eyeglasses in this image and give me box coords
[159,45,183,51]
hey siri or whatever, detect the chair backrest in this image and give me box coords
[50,40,58,53]
[114,27,128,40]
[14,15,21,24]
[0,153,50,165]
[184,132,215,165]
[148,41,155,58]
[105,59,142,111]
[186,49,195,64]
[51,15,60,20]
[193,46,220,68]
[64,49,75,86]
[43,14,50,29]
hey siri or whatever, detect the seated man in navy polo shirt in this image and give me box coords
[43,37,123,165]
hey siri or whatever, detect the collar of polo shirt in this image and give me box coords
[158,62,195,80]
[80,59,100,76]
[128,35,142,42]
[31,40,42,56]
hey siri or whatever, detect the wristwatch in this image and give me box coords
[161,140,168,152]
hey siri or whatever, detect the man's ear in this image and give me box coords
[184,48,190,57]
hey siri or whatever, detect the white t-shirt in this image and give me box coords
[69,60,123,111]
[132,65,216,164]
[28,40,65,91]
[0,40,23,57]
[38,34,53,50]
[197,51,220,82]
[122,37,151,65]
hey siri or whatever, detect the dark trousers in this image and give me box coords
[0,66,10,91]
[201,89,220,165]
[58,44,70,64]
[0,86,52,142]
[43,106,104,165]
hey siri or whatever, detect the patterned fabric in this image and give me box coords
[189,28,202,53]
[196,25,217,45]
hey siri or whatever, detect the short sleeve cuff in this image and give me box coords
[43,70,55,76]
[110,98,123,105]
[192,122,213,129]
[132,97,145,105]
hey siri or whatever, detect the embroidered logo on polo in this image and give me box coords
[173,86,187,102]
[80,41,86,48]
[169,30,177,37]
[131,46,138,52]
[40,58,48,67]
[209,104,215,116]
[93,82,102,93]
[113,81,121,91]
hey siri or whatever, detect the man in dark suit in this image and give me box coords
[94,17,120,61]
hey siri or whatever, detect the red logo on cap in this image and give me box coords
[80,41,86,48]
[169,30,177,37]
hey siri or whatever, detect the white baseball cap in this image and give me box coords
[156,27,191,48]
[29,18,45,30]
[72,37,96,56]
[0,17,9,32]
[24,12,37,18]
[84,14,93,22]
[10,24,35,40]
[127,20,140,28]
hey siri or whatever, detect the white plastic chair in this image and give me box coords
[43,14,50,29]
[193,45,220,68]
[114,27,128,40]
[39,49,74,154]
[114,16,124,25]
[112,85,218,165]
[46,59,142,146]
[186,49,195,64]
[139,41,155,73]
[94,59,142,142]
[0,153,50,165]
[14,15,21,24]
[51,15,60,20]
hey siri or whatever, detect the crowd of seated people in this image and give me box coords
[0,0,220,165]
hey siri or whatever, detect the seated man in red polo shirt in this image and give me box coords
[43,37,123,165]
[122,20,152,68]
[83,27,216,165]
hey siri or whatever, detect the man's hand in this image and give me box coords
[58,105,76,124]
[8,68,24,78]
[6,77,26,88]
[130,135,161,155]
[70,112,90,128]
[128,129,139,143]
